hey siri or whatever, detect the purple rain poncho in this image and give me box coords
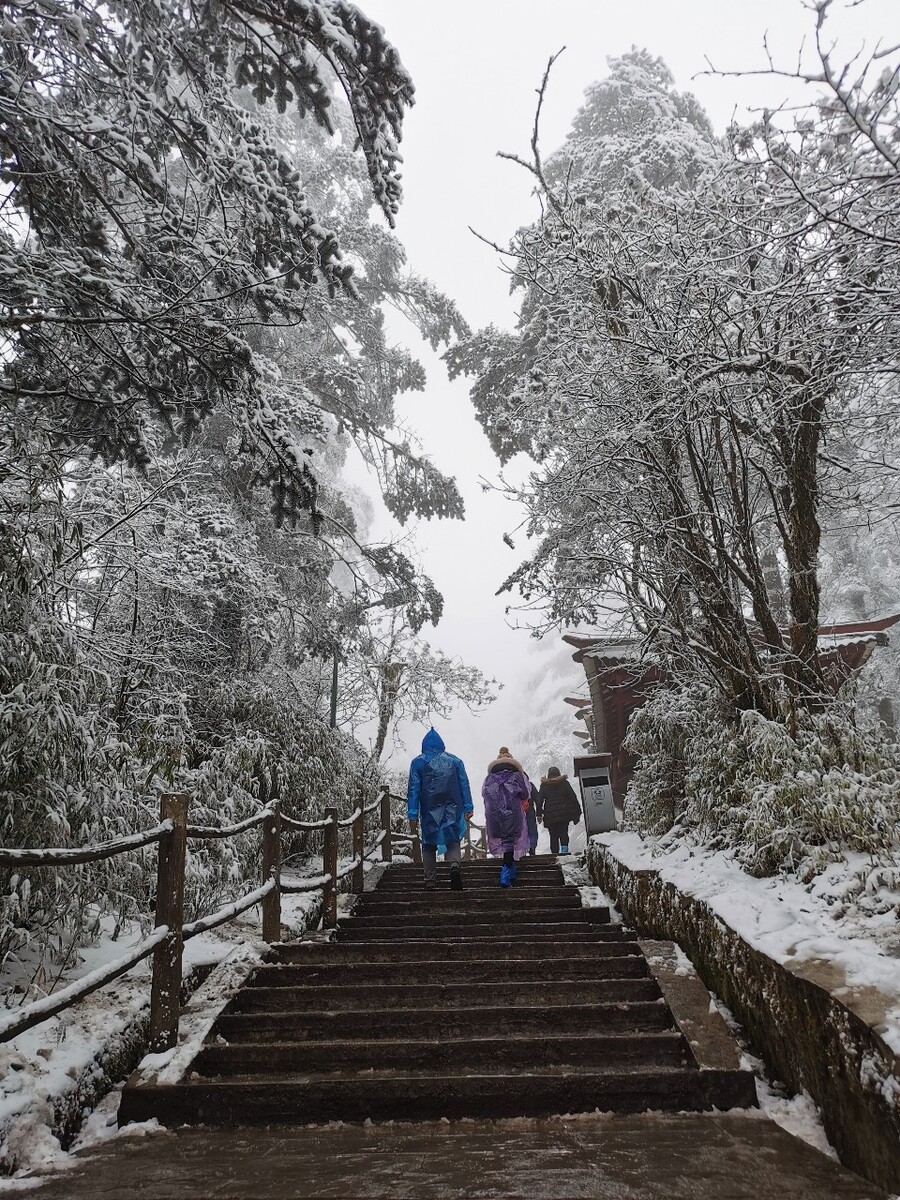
[482,765,531,859]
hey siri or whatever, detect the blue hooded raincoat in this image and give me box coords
[407,728,473,848]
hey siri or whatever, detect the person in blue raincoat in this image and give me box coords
[407,728,474,891]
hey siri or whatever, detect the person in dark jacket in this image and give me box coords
[537,766,581,855]
[407,728,474,891]
[525,781,539,856]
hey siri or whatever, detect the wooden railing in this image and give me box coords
[0,785,402,1049]
[464,817,488,859]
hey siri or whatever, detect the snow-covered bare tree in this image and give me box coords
[335,607,498,763]
[453,41,900,875]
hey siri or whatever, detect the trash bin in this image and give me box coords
[573,754,616,835]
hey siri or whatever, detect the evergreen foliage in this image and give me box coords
[0,1,482,984]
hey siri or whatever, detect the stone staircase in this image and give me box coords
[119,855,756,1126]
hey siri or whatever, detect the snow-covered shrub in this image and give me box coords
[180,678,379,915]
[0,446,156,970]
[0,446,382,977]
[625,685,900,878]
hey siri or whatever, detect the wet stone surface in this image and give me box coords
[20,1112,889,1199]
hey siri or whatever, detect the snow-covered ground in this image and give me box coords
[592,831,900,1057]
[0,864,335,1178]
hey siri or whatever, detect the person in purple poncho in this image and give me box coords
[481,747,531,888]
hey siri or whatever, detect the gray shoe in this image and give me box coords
[424,879,436,891]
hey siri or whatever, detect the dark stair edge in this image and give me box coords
[246,955,650,985]
[225,978,666,1012]
[118,1068,757,1128]
[193,1030,690,1074]
[212,999,673,1040]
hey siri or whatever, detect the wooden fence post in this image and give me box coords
[261,802,281,943]
[322,806,338,929]
[411,822,422,866]
[463,821,473,862]
[149,792,189,1052]
[352,803,365,893]
[379,787,392,863]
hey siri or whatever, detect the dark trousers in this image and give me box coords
[422,839,461,885]
[547,822,570,854]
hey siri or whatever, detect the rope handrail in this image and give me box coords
[281,872,333,894]
[363,829,387,860]
[335,854,362,881]
[0,786,409,1045]
[0,925,171,1044]
[182,880,276,941]
[0,822,173,868]
[280,812,335,831]
[186,810,273,840]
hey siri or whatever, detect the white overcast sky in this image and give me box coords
[349,0,897,777]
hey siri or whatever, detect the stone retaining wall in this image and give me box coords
[587,841,900,1193]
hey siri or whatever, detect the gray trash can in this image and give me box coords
[573,754,616,835]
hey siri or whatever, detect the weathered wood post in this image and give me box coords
[322,806,338,929]
[463,821,473,862]
[352,803,365,893]
[261,801,281,943]
[149,792,189,1052]
[379,786,392,863]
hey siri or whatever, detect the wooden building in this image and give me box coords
[563,615,900,809]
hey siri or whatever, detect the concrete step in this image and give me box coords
[348,901,585,921]
[119,1066,757,1127]
[213,1000,673,1044]
[367,883,566,892]
[337,915,610,940]
[194,1032,689,1077]
[273,935,638,964]
[332,924,621,946]
[249,954,648,989]
[229,977,662,1013]
[377,863,564,877]
[356,891,581,912]
[376,867,564,885]
[379,856,562,869]
[347,901,604,919]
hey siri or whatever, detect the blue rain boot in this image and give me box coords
[499,864,513,888]
[560,843,569,855]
